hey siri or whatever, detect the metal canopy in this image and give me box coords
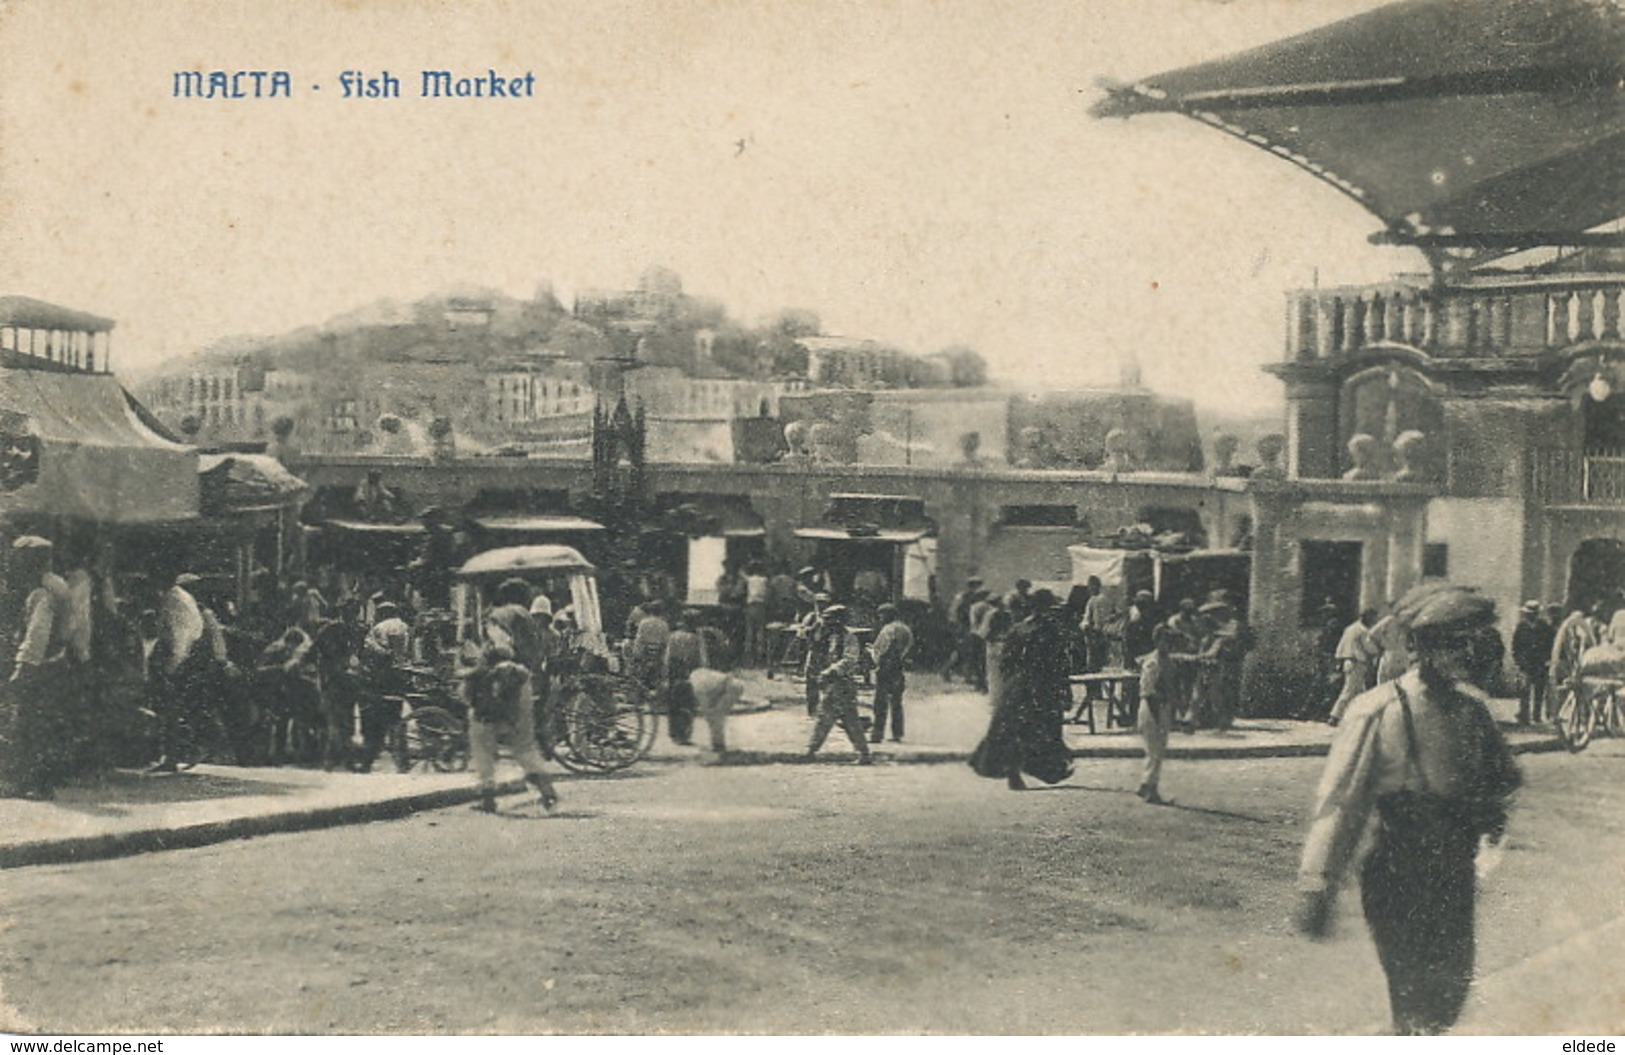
[1091,0,1625,271]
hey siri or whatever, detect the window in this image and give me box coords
[1423,543,1449,579]
[998,504,1078,528]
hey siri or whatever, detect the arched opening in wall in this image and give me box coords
[1582,392,1625,452]
[1566,538,1625,614]
[1338,365,1443,480]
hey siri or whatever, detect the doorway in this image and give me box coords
[1300,540,1363,626]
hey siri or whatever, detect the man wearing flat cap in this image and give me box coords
[1297,584,1520,1036]
[804,605,872,764]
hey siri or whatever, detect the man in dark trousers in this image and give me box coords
[663,609,707,745]
[1297,584,1520,1036]
[942,575,983,684]
[868,603,913,743]
[1510,600,1555,726]
[804,605,873,764]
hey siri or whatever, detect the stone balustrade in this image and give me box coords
[1285,275,1625,361]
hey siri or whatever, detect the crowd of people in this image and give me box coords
[0,528,603,800]
[935,573,1254,803]
[1321,590,1625,730]
[1,525,1551,1034]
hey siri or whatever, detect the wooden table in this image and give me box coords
[1067,670,1140,734]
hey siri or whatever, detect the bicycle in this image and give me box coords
[1554,676,1625,752]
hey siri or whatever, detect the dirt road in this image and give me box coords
[2,746,1621,1034]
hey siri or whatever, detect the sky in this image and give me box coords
[0,0,1425,415]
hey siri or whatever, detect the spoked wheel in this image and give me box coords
[391,706,468,772]
[1607,690,1625,739]
[563,674,653,773]
[539,700,597,774]
[1556,684,1595,753]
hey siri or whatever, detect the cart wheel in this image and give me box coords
[1556,685,1594,753]
[400,706,468,772]
[566,675,650,773]
[546,705,599,774]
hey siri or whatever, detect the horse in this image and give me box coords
[309,618,365,771]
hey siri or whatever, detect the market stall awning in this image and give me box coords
[0,296,115,332]
[794,526,931,544]
[797,492,936,544]
[322,519,425,536]
[656,493,766,537]
[0,366,197,523]
[198,453,308,516]
[1091,0,1625,268]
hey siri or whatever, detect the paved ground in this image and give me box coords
[1,742,1620,1035]
[0,674,1560,869]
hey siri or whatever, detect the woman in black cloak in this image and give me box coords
[969,589,1075,790]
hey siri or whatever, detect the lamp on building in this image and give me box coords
[1588,371,1613,403]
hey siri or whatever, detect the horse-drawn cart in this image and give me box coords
[444,544,659,774]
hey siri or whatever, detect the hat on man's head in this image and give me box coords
[814,592,832,603]
[798,566,819,578]
[1134,589,1154,604]
[1029,588,1059,610]
[174,572,203,587]
[822,604,849,623]
[1390,580,1454,627]
[1406,586,1497,639]
[966,576,984,585]
[1521,600,1542,615]
[877,603,899,621]
[11,536,51,550]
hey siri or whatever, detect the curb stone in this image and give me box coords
[0,733,1564,870]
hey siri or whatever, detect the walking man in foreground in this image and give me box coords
[464,641,559,815]
[1296,584,1520,1035]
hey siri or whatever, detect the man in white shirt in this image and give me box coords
[1327,607,1379,726]
[1298,586,1518,1036]
[867,604,914,743]
[742,561,770,667]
